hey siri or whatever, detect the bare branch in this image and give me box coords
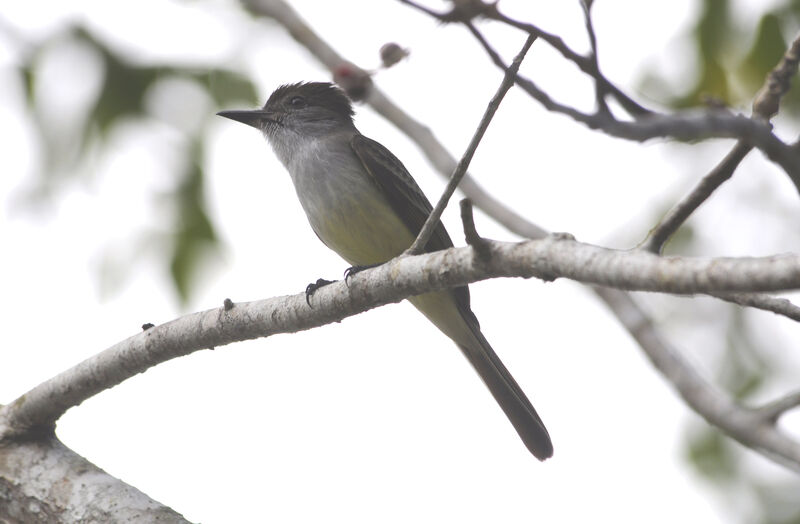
[755,390,800,422]
[642,32,800,253]
[460,199,492,259]
[593,286,800,473]
[0,438,190,523]
[712,292,800,322]
[640,143,751,253]
[465,23,800,189]
[395,0,441,19]
[3,236,800,439]
[371,87,550,239]
[406,34,534,255]
[579,0,610,115]
[400,0,652,118]
[455,9,800,193]
[753,32,800,121]
[485,6,652,117]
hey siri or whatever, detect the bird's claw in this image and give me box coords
[305,278,335,306]
[343,263,380,285]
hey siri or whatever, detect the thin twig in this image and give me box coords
[460,199,492,260]
[396,0,441,19]
[640,143,751,253]
[399,0,652,118]
[462,14,800,193]
[580,0,610,115]
[466,21,800,183]
[405,33,535,255]
[485,5,651,118]
[712,292,800,322]
[755,390,800,422]
[753,32,800,121]
[594,286,800,473]
[641,32,800,254]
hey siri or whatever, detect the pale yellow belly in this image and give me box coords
[308,194,415,267]
[296,173,474,348]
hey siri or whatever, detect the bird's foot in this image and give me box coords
[305,278,335,306]
[343,263,381,285]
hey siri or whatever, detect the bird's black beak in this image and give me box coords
[216,109,277,129]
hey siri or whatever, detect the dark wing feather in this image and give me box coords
[350,134,453,253]
[353,136,553,459]
[350,133,476,321]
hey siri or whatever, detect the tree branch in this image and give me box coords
[0,438,190,523]
[579,0,610,115]
[640,142,752,253]
[465,22,800,191]
[399,0,652,118]
[641,32,800,254]
[711,292,800,322]
[752,31,800,121]
[593,286,800,473]
[755,390,800,422]
[2,237,800,439]
[243,0,800,472]
[427,6,800,194]
[406,33,534,255]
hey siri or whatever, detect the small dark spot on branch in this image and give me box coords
[223,298,235,311]
[549,232,576,242]
[141,323,155,331]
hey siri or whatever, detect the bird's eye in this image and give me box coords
[288,96,306,108]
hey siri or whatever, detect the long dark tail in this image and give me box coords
[458,315,553,461]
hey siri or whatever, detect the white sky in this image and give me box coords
[2,1,799,523]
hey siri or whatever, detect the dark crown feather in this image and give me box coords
[265,82,355,121]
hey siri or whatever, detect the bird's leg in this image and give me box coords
[343,263,382,285]
[305,278,336,306]
[305,262,384,306]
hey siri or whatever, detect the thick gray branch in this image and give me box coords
[2,237,799,440]
[0,437,190,523]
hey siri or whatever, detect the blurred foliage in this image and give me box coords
[642,0,800,113]
[14,23,258,305]
[4,1,800,522]
[683,307,800,524]
[169,141,219,301]
[640,2,800,522]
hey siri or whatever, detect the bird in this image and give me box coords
[218,82,553,460]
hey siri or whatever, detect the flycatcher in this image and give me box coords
[218,82,553,460]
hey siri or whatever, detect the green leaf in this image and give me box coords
[686,429,738,481]
[169,142,219,304]
[20,63,35,107]
[73,27,163,133]
[739,14,786,89]
[672,0,732,108]
[738,13,800,114]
